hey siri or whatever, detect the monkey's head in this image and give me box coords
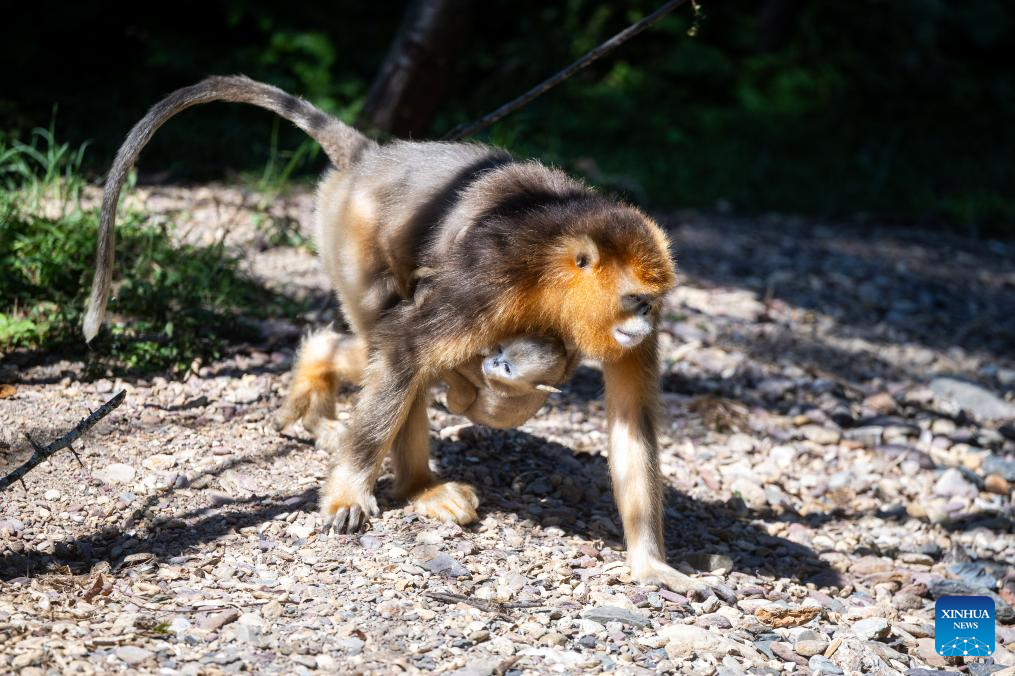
[525,202,676,362]
[481,335,568,391]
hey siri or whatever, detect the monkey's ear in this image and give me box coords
[535,384,562,393]
[567,235,600,270]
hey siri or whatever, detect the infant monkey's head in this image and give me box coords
[481,335,568,392]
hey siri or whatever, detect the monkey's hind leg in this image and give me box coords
[320,355,478,533]
[274,328,342,434]
[392,389,479,525]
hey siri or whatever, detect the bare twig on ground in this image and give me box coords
[0,389,126,492]
[424,591,543,623]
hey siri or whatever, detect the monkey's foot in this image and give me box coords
[407,481,479,525]
[320,466,379,533]
[272,405,301,433]
[631,557,710,599]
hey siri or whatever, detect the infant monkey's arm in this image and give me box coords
[443,359,482,415]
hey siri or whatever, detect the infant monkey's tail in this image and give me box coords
[83,75,375,341]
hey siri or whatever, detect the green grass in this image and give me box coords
[244,118,316,250]
[0,125,304,375]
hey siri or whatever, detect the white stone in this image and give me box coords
[143,453,177,470]
[115,646,153,665]
[94,463,136,484]
[660,624,764,663]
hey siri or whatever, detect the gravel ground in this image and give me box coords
[2,186,1014,675]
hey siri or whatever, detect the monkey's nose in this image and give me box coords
[622,293,648,312]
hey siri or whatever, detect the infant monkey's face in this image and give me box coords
[481,336,567,389]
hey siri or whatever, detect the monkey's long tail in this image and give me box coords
[83,75,376,342]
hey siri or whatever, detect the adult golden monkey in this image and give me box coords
[83,76,703,594]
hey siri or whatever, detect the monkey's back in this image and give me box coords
[349,141,513,277]
[314,142,514,324]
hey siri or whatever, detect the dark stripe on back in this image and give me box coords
[306,108,332,131]
[477,187,591,223]
[274,90,301,118]
[401,151,514,264]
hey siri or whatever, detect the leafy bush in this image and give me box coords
[4,1,1012,232]
[0,126,301,374]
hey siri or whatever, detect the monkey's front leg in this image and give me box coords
[319,357,418,532]
[602,337,708,597]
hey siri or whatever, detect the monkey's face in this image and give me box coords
[481,336,567,389]
[539,208,675,361]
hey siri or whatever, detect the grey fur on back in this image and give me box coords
[83,75,375,341]
[348,140,513,252]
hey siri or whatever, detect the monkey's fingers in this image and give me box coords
[320,469,380,534]
[327,507,349,533]
[322,505,371,534]
[408,481,480,526]
[348,505,364,532]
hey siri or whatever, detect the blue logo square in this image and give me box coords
[935,595,995,656]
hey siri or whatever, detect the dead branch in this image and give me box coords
[0,389,126,492]
[444,0,692,141]
[424,590,544,623]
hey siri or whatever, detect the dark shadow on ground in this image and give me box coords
[670,217,1015,367]
[0,440,305,579]
[427,426,841,587]
[0,424,840,590]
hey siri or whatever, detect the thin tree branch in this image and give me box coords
[443,0,692,141]
[1,390,126,492]
[424,590,544,622]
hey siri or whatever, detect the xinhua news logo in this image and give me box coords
[935,595,995,657]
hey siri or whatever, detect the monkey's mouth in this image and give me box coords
[612,325,650,348]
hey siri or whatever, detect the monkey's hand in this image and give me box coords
[443,368,479,416]
[406,481,479,525]
[317,421,380,533]
[320,465,380,533]
[630,556,710,599]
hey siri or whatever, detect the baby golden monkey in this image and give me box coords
[83,76,703,593]
[276,328,574,433]
[444,336,570,429]
[416,269,580,429]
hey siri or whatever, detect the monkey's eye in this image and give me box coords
[575,253,591,269]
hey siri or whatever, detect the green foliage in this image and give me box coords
[439,0,1015,233]
[254,117,319,196]
[0,116,89,215]
[3,1,1012,233]
[0,129,301,374]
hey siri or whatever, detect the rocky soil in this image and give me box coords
[2,186,1014,675]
